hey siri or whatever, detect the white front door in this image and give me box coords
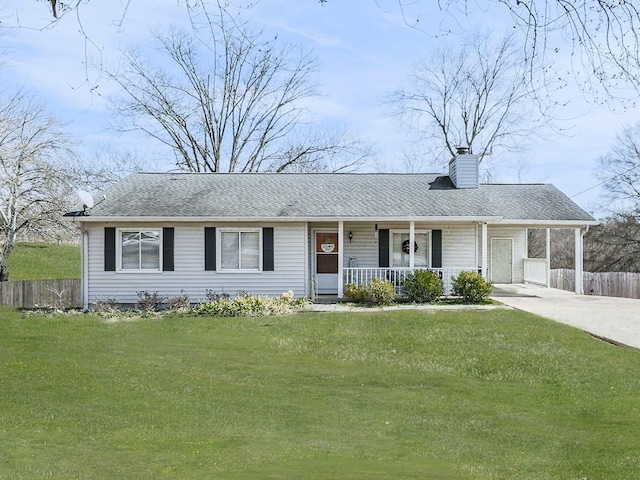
[491,238,513,283]
[315,231,338,294]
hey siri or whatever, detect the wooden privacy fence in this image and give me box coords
[551,269,640,300]
[0,279,81,309]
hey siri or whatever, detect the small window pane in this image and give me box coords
[392,233,409,267]
[221,232,240,270]
[121,232,140,269]
[415,233,429,268]
[240,232,260,269]
[140,231,160,269]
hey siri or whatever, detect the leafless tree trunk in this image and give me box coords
[0,90,73,281]
[108,3,365,173]
[390,32,550,168]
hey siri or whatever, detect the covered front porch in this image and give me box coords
[308,220,489,299]
[307,220,589,299]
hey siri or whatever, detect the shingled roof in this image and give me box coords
[77,172,596,224]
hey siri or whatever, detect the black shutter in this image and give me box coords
[378,229,390,267]
[104,227,116,271]
[263,227,274,271]
[432,229,443,268]
[204,227,216,271]
[163,228,174,271]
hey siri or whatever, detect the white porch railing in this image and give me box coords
[523,258,547,286]
[343,267,476,296]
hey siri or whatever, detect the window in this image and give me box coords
[391,231,430,268]
[118,230,161,271]
[219,229,261,271]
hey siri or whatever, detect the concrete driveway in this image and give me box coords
[492,284,640,349]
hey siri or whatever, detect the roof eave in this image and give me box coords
[73,215,505,223]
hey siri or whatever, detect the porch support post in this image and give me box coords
[574,227,583,295]
[409,221,415,269]
[481,222,488,280]
[338,221,344,298]
[545,228,551,288]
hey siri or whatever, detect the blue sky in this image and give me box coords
[2,0,639,217]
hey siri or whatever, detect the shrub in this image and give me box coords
[205,289,230,302]
[196,291,305,317]
[92,297,120,314]
[166,291,192,313]
[401,269,444,303]
[368,278,396,306]
[344,283,370,303]
[136,290,164,312]
[451,271,494,303]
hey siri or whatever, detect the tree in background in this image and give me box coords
[34,1,640,106]
[108,4,366,174]
[390,32,549,167]
[319,0,640,103]
[0,90,73,281]
[582,122,640,273]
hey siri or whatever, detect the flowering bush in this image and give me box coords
[196,291,305,317]
[368,278,396,306]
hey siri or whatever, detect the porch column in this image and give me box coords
[481,222,488,280]
[546,228,551,288]
[409,221,415,269]
[338,221,344,298]
[575,227,583,295]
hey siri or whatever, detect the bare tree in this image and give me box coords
[319,0,640,102]
[0,90,74,281]
[108,6,365,173]
[597,122,640,206]
[584,212,640,273]
[64,144,150,193]
[390,32,549,166]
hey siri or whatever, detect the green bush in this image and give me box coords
[451,271,493,303]
[401,269,444,303]
[369,278,396,306]
[344,283,370,303]
[196,291,305,317]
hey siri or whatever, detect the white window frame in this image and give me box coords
[217,227,262,272]
[116,228,162,273]
[389,229,431,269]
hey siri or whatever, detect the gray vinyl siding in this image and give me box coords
[310,221,477,269]
[480,226,527,283]
[86,222,306,305]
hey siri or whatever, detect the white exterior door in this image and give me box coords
[491,238,513,283]
[315,231,339,294]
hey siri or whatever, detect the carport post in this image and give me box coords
[338,221,344,298]
[574,227,583,295]
[546,228,551,288]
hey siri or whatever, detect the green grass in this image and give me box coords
[7,242,80,280]
[1,308,640,479]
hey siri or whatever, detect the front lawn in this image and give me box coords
[1,308,639,479]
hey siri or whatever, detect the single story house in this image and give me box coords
[66,153,597,309]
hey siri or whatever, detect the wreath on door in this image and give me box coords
[402,239,418,254]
